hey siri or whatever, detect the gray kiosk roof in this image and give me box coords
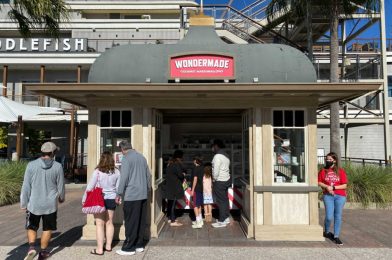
[88,26,317,84]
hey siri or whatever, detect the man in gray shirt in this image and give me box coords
[20,142,65,260]
[115,140,151,256]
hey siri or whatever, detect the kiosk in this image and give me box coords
[26,14,380,241]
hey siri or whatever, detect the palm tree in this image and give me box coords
[3,0,69,37]
[266,0,379,163]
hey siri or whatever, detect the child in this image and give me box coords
[191,156,204,229]
[203,163,213,222]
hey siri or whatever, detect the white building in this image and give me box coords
[0,0,391,167]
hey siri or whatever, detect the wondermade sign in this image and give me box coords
[170,54,235,79]
[0,38,87,52]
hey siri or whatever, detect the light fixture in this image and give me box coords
[253,77,259,83]
[224,79,229,83]
[145,78,151,83]
[175,78,180,83]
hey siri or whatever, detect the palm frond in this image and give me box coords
[7,0,69,38]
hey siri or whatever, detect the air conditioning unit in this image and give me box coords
[141,15,151,20]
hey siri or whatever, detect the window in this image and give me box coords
[273,110,306,183]
[242,112,250,182]
[99,110,132,164]
[388,76,392,97]
[100,110,132,128]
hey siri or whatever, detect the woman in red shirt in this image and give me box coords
[318,152,348,246]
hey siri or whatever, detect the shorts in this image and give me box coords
[25,211,57,231]
[104,199,117,210]
[192,191,203,207]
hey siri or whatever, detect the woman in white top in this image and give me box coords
[82,151,120,255]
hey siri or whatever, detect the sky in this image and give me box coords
[195,0,392,39]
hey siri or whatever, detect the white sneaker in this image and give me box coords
[24,248,37,260]
[211,222,228,228]
[135,248,144,253]
[116,249,136,256]
[224,217,230,224]
[192,221,203,229]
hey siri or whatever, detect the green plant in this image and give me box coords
[0,126,7,149]
[26,128,46,157]
[0,161,27,206]
[344,164,392,208]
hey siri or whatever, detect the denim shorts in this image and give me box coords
[104,199,116,210]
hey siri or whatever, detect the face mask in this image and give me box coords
[325,161,334,168]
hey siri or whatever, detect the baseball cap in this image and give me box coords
[41,142,59,153]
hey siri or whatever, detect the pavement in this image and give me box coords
[1,184,392,259]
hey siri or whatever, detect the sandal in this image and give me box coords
[104,248,112,252]
[90,249,104,256]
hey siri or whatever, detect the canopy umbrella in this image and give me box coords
[0,96,61,123]
[0,96,62,160]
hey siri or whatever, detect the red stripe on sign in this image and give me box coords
[176,201,183,208]
[233,187,243,199]
[232,199,242,209]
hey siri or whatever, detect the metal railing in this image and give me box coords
[318,156,391,166]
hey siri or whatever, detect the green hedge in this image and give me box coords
[345,164,392,208]
[0,161,27,206]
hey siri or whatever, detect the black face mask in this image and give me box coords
[325,161,334,168]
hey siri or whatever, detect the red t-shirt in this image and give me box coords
[318,168,348,197]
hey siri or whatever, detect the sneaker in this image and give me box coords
[211,222,228,228]
[116,249,136,256]
[323,232,334,240]
[37,250,50,260]
[192,221,203,229]
[135,247,144,253]
[334,237,343,245]
[24,247,37,260]
[170,221,183,227]
[224,217,230,224]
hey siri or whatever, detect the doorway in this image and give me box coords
[150,109,253,240]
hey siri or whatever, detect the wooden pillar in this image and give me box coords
[2,65,8,97]
[69,65,81,172]
[69,109,75,171]
[16,115,23,161]
[39,65,45,106]
[77,65,82,83]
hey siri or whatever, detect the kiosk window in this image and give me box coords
[100,110,132,166]
[273,110,306,184]
[100,110,132,127]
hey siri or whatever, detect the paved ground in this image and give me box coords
[1,185,392,259]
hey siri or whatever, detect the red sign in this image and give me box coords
[170,54,234,79]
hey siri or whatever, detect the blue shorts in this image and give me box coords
[104,199,116,210]
[193,191,203,207]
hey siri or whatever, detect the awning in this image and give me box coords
[24,82,382,108]
[0,96,62,123]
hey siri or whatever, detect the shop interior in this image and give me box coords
[158,109,245,184]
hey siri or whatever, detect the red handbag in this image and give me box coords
[82,173,106,214]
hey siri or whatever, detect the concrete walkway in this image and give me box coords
[1,185,392,259]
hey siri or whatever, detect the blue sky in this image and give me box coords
[196,0,392,39]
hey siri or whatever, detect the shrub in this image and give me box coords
[344,164,392,207]
[0,161,27,206]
